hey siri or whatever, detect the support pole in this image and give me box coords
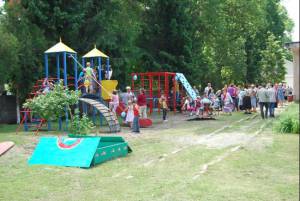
[98,57,103,126]
[173,75,176,114]
[56,53,62,130]
[56,54,60,81]
[149,75,153,115]
[106,57,110,79]
[63,52,68,130]
[74,54,78,90]
[158,75,161,114]
[44,54,49,78]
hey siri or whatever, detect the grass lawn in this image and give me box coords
[0,103,298,201]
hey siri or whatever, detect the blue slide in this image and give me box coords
[175,73,197,100]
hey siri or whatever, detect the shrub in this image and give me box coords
[276,116,299,134]
[69,113,95,135]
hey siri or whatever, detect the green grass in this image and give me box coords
[0,104,298,201]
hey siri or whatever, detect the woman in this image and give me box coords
[277,83,285,107]
[221,88,233,115]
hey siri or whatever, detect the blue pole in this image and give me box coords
[98,57,103,126]
[56,53,60,80]
[106,57,110,79]
[82,58,85,68]
[91,58,94,68]
[48,121,51,131]
[63,52,67,86]
[63,52,68,130]
[44,54,49,78]
[57,53,62,130]
[24,112,28,131]
[74,54,78,90]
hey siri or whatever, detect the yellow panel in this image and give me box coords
[101,80,118,100]
[83,47,108,58]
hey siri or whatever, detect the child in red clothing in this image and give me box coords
[132,100,140,133]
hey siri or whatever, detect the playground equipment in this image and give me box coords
[79,98,120,133]
[28,136,132,168]
[130,72,196,115]
[18,39,120,134]
[0,141,15,156]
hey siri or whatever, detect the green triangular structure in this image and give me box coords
[29,136,132,168]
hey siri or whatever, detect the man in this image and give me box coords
[256,84,269,119]
[204,83,212,96]
[268,84,276,117]
[137,88,147,118]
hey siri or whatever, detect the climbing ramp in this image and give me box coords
[175,73,197,100]
[28,136,132,168]
[79,98,121,133]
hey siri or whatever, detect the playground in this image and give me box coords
[0,38,298,201]
[0,103,299,201]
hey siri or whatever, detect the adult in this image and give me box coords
[238,86,246,111]
[268,84,276,117]
[221,88,233,115]
[122,86,135,106]
[227,84,237,111]
[249,84,257,112]
[243,86,251,114]
[277,83,285,107]
[204,83,213,96]
[137,88,147,118]
[257,84,269,119]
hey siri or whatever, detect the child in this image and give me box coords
[181,96,191,115]
[159,95,168,121]
[109,90,119,114]
[132,100,140,133]
[125,100,134,128]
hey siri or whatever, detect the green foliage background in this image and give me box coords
[0,0,293,101]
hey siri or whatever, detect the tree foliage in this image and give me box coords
[23,82,80,120]
[0,0,294,97]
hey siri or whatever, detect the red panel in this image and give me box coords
[139,118,152,128]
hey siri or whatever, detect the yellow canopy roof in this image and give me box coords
[83,46,108,58]
[45,39,76,54]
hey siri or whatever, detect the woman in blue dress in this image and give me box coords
[277,83,284,107]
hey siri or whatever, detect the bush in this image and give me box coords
[276,116,299,134]
[69,113,95,135]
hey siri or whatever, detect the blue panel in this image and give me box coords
[175,73,197,100]
[28,137,100,168]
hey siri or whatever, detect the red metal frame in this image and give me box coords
[131,72,177,115]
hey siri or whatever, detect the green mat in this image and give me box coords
[28,136,131,168]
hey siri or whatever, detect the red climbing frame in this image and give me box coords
[131,72,177,115]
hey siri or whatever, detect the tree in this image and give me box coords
[259,33,286,83]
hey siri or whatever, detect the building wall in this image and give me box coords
[292,48,299,100]
[284,59,294,87]
[0,95,16,124]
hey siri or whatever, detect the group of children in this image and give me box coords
[181,94,220,117]
[109,87,141,133]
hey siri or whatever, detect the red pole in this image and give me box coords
[164,73,169,106]
[158,75,161,114]
[149,75,153,115]
[173,75,176,114]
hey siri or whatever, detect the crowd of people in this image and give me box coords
[182,82,293,119]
